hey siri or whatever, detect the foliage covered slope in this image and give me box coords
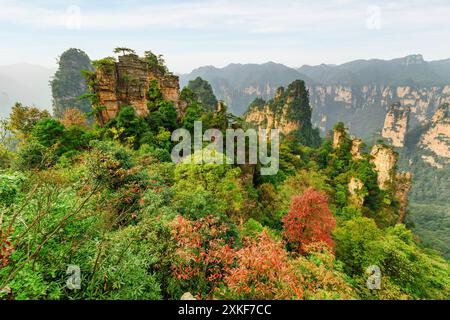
[0,51,448,300]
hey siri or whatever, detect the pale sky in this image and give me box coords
[1,0,450,73]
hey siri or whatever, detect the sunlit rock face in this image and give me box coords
[382,102,410,147]
[350,139,363,160]
[348,177,364,208]
[418,103,450,168]
[244,105,300,136]
[309,85,450,139]
[370,144,397,190]
[94,54,184,124]
[369,144,411,223]
[332,127,347,149]
[244,82,310,136]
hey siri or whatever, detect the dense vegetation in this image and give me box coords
[0,55,448,300]
[397,126,450,259]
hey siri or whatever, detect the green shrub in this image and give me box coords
[139,144,171,162]
[0,172,25,207]
[59,125,92,154]
[31,118,65,147]
[85,140,134,188]
[0,145,13,169]
[14,141,51,170]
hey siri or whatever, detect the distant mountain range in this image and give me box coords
[181,54,450,138]
[180,62,314,115]
[0,63,55,117]
[298,54,450,86]
[2,54,450,135]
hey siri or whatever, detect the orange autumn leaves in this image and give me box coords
[221,235,353,300]
[169,188,343,300]
[220,232,304,299]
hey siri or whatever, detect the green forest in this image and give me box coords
[0,49,448,300]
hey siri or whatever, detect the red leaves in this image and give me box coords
[282,188,336,252]
[219,232,304,300]
[170,215,236,295]
[169,191,337,299]
[0,234,14,268]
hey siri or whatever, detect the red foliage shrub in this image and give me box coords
[171,215,236,297]
[0,233,14,268]
[282,188,336,252]
[218,232,304,300]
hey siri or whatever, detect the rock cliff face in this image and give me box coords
[244,104,301,136]
[370,144,397,190]
[332,128,411,222]
[181,55,450,141]
[381,102,410,147]
[418,103,450,168]
[244,82,309,136]
[368,144,411,222]
[93,54,184,124]
[332,126,347,148]
[184,80,450,140]
[380,102,450,169]
[310,85,450,139]
[350,139,363,160]
[395,172,412,223]
[348,177,364,208]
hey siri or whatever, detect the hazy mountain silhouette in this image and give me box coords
[0,63,55,117]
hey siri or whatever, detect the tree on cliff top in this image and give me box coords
[144,51,169,75]
[51,48,94,118]
[114,47,136,56]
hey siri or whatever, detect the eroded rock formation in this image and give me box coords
[244,104,300,136]
[332,126,347,148]
[348,177,365,208]
[370,144,397,190]
[395,172,412,223]
[244,81,314,138]
[419,103,450,168]
[93,54,184,124]
[310,85,450,137]
[382,102,410,147]
[350,139,363,160]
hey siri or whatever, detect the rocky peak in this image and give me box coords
[244,80,316,140]
[370,144,397,190]
[92,52,184,124]
[332,124,348,148]
[395,172,412,223]
[369,144,411,222]
[350,138,363,159]
[382,102,410,147]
